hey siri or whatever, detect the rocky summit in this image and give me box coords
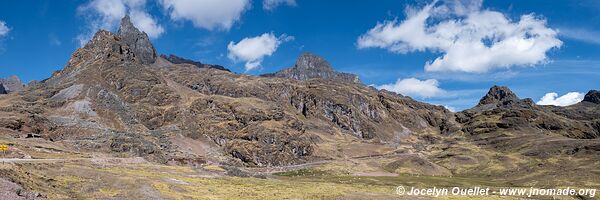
[1,15,599,199]
[583,90,600,104]
[116,15,157,65]
[262,53,361,83]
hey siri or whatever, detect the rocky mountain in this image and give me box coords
[262,53,361,84]
[116,15,157,65]
[159,54,230,72]
[1,16,600,198]
[0,16,459,167]
[464,86,599,135]
[0,75,24,93]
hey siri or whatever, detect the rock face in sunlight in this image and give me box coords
[0,75,24,93]
[262,52,362,84]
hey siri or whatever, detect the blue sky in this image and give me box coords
[0,0,599,111]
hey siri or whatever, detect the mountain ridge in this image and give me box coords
[262,52,362,84]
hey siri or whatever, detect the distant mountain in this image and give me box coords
[262,53,361,84]
[159,54,230,72]
[473,85,536,111]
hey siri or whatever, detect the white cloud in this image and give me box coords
[263,0,296,11]
[376,78,446,98]
[0,21,10,37]
[77,0,164,46]
[160,0,250,31]
[128,10,165,38]
[536,92,584,106]
[357,0,562,73]
[443,105,456,112]
[227,33,293,71]
[559,28,600,45]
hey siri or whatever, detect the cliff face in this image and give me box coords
[262,53,361,84]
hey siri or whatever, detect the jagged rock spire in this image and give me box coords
[262,52,361,83]
[117,15,157,65]
[583,90,600,104]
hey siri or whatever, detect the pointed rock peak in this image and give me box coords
[583,90,600,104]
[262,52,361,84]
[295,52,334,71]
[478,85,519,105]
[118,15,135,33]
[116,15,157,65]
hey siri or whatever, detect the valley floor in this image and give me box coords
[0,136,597,199]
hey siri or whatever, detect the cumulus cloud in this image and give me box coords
[0,21,10,37]
[227,33,293,71]
[357,0,562,73]
[376,78,446,98]
[263,0,297,10]
[77,0,164,46]
[536,92,584,106]
[160,0,250,31]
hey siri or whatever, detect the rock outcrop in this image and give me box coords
[262,53,361,84]
[583,90,600,104]
[0,75,24,93]
[116,15,157,65]
[160,54,230,72]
